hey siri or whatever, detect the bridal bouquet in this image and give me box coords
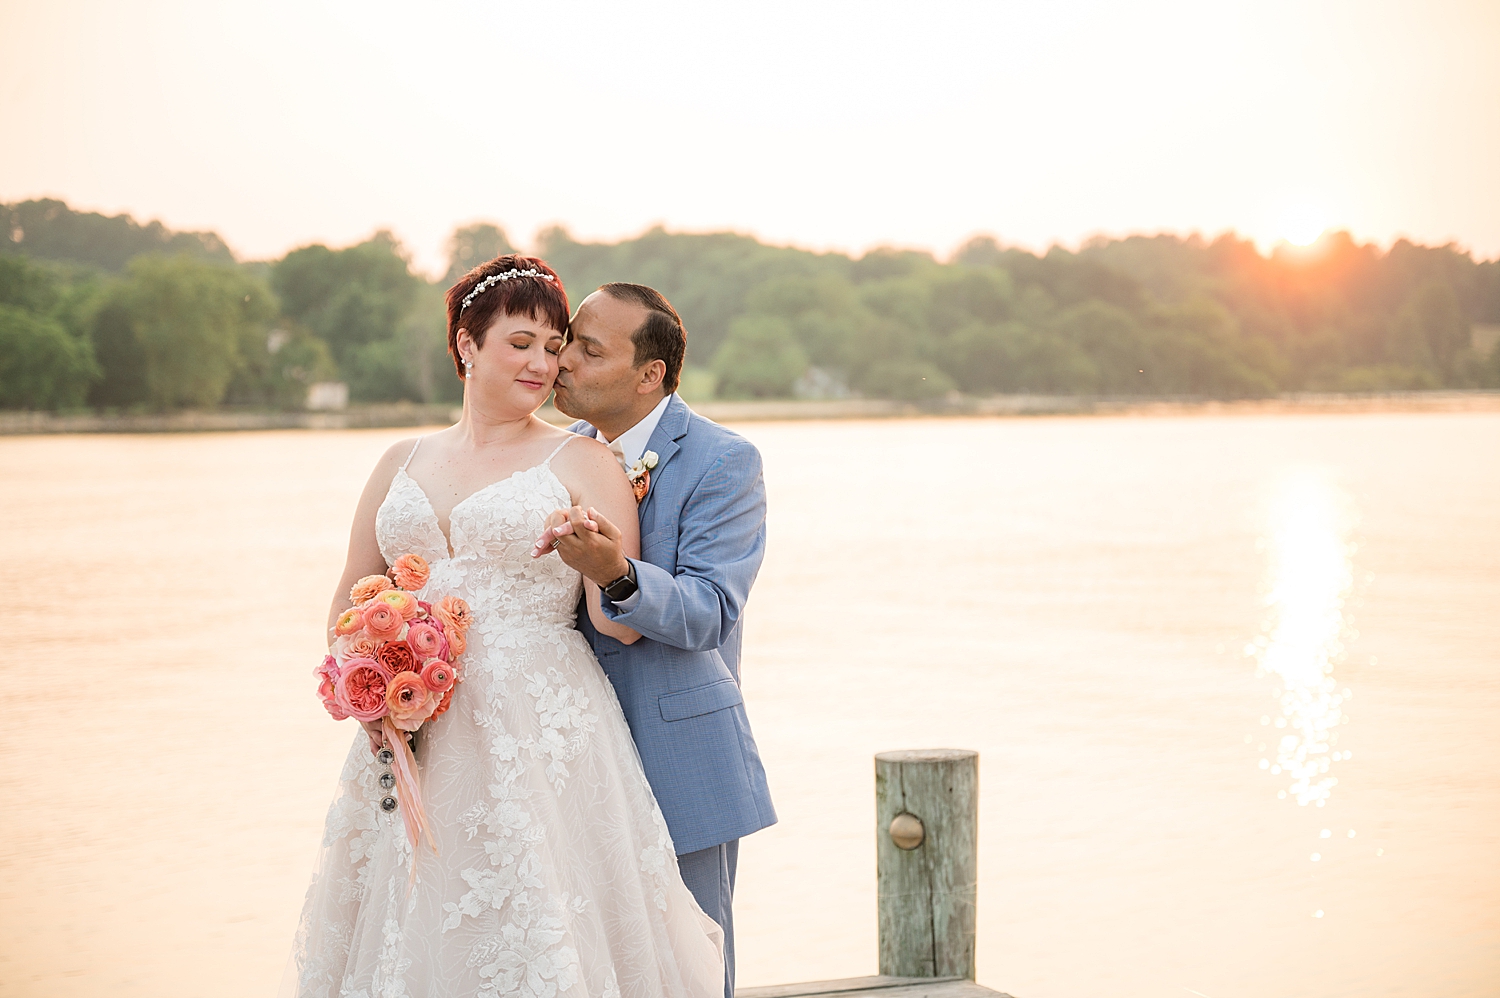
[315,553,471,853]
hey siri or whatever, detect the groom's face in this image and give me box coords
[554,291,652,424]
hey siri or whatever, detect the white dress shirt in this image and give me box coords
[599,393,673,473]
[597,393,674,609]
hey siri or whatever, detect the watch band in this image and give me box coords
[602,563,638,602]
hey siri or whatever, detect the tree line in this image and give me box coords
[3,197,1499,411]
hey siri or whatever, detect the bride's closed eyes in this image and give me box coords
[507,331,565,357]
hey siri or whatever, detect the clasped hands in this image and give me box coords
[531,505,631,586]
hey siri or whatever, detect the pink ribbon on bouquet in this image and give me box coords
[382,717,438,862]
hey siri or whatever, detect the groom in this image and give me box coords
[537,282,775,998]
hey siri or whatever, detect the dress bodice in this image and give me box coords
[374,461,583,629]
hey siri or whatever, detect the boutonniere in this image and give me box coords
[627,450,658,503]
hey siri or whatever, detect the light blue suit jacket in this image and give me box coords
[571,394,777,855]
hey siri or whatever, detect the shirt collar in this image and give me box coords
[600,394,674,471]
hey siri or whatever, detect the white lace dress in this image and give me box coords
[289,441,725,998]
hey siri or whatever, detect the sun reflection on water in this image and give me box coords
[1250,471,1355,807]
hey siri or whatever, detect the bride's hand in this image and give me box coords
[532,507,598,558]
[360,719,383,755]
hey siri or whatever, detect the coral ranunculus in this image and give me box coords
[406,622,444,659]
[386,671,438,731]
[421,659,456,693]
[350,575,395,606]
[443,622,467,656]
[335,659,390,722]
[434,595,473,634]
[375,639,418,675]
[391,553,430,592]
[334,607,364,636]
[377,588,419,620]
[362,603,404,641]
[431,687,454,719]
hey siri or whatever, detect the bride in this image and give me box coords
[288,256,725,998]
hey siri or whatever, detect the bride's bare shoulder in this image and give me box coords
[549,433,627,491]
[360,434,425,496]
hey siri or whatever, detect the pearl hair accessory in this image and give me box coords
[459,268,556,312]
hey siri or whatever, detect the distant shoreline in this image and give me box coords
[3,391,1498,436]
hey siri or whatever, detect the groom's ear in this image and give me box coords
[636,358,667,394]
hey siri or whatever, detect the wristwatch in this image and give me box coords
[601,562,638,602]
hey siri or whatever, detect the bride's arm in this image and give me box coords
[325,440,409,636]
[553,438,643,645]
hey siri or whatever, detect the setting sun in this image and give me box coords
[1280,203,1329,246]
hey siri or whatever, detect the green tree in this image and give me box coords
[2,199,233,271]
[942,322,1098,393]
[0,306,98,409]
[858,360,955,401]
[1392,281,1470,377]
[713,315,808,398]
[445,223,517,283]
[271,232,426,401]
[0,255,100,409]
[91,256,277,409]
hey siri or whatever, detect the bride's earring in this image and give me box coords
[464,357,473,376]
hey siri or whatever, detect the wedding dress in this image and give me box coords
[289,436,725,998]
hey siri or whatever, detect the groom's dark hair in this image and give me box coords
[598,283,685,394]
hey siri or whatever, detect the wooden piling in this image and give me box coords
[874,749,979,980]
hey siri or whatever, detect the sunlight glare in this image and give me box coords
[1281,204,1328,246]
[1252,471,1355,806]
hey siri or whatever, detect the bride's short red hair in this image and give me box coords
[445,255,569,379]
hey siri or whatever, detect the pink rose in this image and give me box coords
[316,655,349,720]
[362,603,404,641]
[406,622,444,660]
[421,659,456,694]
[335,657,391,722]
[337,632,378,662]
[386,671,438,731]
[375,640,418,676]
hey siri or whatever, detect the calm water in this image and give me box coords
[2,413,1497,998]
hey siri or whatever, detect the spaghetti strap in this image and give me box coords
[542,434,575,465]
[400,436,424,471]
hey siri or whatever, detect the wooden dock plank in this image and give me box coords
[737,976,1012,998]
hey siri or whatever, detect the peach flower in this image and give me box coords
[335,658,390,722]
[443,622,466,657]
[430,687,454,719]
[391,553,430,592]
[386,671,438,731]
[333,607,364,636]
[433,595,472,634]
[377,589,419,620]
[406,622,444,660]
[362,603,404,642]
[375,640,418,676]
[342,632,378,660]
[350,575,394,606]
[421,660,456,694]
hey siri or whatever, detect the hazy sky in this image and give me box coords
[2,0,1497,274]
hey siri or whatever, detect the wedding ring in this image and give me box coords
[550,538,560,549]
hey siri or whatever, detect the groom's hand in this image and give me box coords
[548,505,631,587]
[532,507,599,557]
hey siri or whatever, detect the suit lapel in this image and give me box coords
[637,395,690,517]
